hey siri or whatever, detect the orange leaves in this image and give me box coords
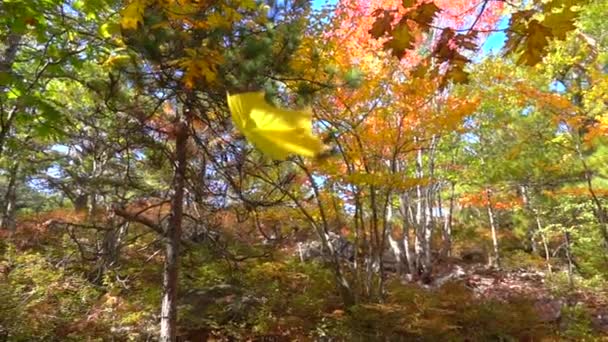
[585,115,608,143]
[514,83,575,113]
[459,190,523,210]
[433,96,480,131]
[364,0,503,81]
[543,186,608,199]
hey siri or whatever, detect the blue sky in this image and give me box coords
[481,16,509,55]
[311,0,335,10]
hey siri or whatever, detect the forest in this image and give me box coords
[1,0,607,340]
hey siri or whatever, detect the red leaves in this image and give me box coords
[408,2,441,28]
[369,10,395,39]
[368,2,440,59]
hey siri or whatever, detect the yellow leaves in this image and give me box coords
[99,22,121,38]
[102,54,131,69]
[226,92,325,160]
[506,0,587,66]
[543,7,577,40]
[288,36,328,82]
[206,12,232,29]
[120,0,148,30]
[343,172,430,190]
[178,48,223,88]
[518,20,553,66]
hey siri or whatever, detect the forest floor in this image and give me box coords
[428,261,608,335]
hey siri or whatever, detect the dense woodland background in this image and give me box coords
[1,0,608,340]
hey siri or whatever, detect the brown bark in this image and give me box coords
[0,163,19,230]
[160,120,188,342]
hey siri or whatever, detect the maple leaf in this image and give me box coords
[383,23,414,58]
[446,65,469,84]
[402,0,416,8]
[504,9,535,54]
[369,10,394,38]
[518,20,553,66]
[178,49,222,88]
[409,2,440,28]
[120,0,147,30]
[542,6,577,40]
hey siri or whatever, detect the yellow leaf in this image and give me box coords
[120,0,147,30]
[518,20,552,66]
[227,92,325,160]
[178,50,221,88]
[383,23,414,58]
[102,54,131,69]
[542,6,577,40]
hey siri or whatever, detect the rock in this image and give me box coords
[296,232,354,262]
[534,298,563,322]
[432,265,466,288]
[591,310,608,333]
[460,248,488,264]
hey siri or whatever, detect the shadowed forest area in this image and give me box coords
[1,0,608,340]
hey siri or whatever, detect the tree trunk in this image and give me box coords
[520,185,538,253]
[386,201,404,275]
[423,136,438,277]
[0,163,19,230]
[0,32,23,156]
[160,120,188,342]
[414,143,431,278]
[581,160,608,250]
[486,189,500,268]
[535,212,551,274]
[399,194,416,276]
[440,182,455,258]
[564,231,574,290]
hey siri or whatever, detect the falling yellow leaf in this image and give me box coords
[227,92,325,160]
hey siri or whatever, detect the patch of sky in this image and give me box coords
[549,80,566,93]
[51,144,69,154]
[311,0,337,11]
[480,15,509,55]
[521,106,533,116]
